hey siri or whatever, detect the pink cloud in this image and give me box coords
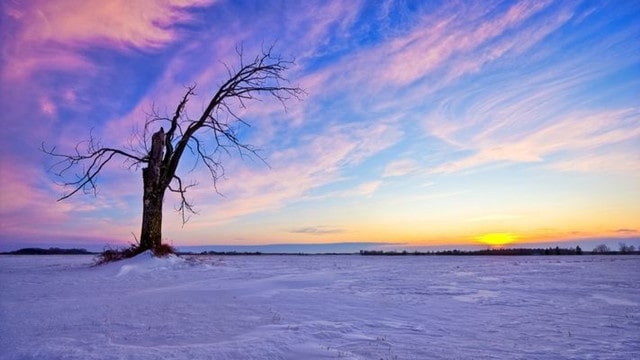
[2,0,215,80]
[292,0,566,119]
[296,1,362,56]
[1,47,96,81]
[0,161,70,239]
[39,97,57,117]
[18,0,214,47]
[75,1,363,154]
[0,148,143,245]
[442,7,574,84]
[379,0,553,86]
[351,181,382,197]
[547,152,640,174]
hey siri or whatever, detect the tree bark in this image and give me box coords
[140,128,166,250]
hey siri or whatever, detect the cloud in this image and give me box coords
[1,0,216,80]
[290,1,363,60]
[0,160,105,240]
[0,163,63,228]
[615,229,638,234]
[442,4,574,84]
[302,0,565,101]
[12,0,215,47]
[351,181,382,197]
[379,0,555,86]
[547,152,640,174]
[421,15,640,176]
[288,226,345,235]
[0,139,145,244]
[383,158,419,177]
[431,108,640,174]
[39,97,57,117]
[163,117,403,228]
[0,1,379,237]
[122,0,634,231]
[284,0,586,183]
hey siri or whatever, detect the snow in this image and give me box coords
[1,254,639,359]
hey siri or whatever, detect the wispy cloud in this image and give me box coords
[0,158,137,242]
[161,117,402,228]
[380,0,555,86]
[430,106,640,174]
[301,0,572,102]
[286,0,601,180]
[614,229,638,234]
[383,158,419,177]
[2,0,215,79]
[288,226,345,235]
[420,9,640,175]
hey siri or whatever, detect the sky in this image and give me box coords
[0,0,639,251]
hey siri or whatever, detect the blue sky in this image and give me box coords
[0,0,639,251]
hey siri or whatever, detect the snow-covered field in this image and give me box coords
[1,253,638,359]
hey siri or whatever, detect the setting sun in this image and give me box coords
[477,233,518,247]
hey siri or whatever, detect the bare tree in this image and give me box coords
[43,46,304,252]
[619,242,636,254]
[592,244,611,254]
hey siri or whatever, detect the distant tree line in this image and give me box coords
[1,247,94,255]
[2,243,637,257]
[195,251,351,256]
[360,244,639,256]
[591,242,637,255]
[199,251,264,256]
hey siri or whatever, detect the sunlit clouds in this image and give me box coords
[1,0,638,250]
[2,0,215,79]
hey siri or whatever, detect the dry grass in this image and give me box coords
[153,244,176,257]
[94,243,176,265]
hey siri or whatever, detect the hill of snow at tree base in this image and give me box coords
[1,253,638,359]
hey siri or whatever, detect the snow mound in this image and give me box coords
[115,250,187,276]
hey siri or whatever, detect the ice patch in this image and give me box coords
[453,290,500,303]
[479,276,500,282]
[453,271,475,277]
[286,343,359,360]
[592,294,639,306]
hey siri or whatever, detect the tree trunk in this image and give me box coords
[140,175,164,250]
[140,128,166,250]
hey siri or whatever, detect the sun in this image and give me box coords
[477,233,517,247]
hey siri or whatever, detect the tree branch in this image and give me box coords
[165,46,304,185]
[42,139,145,201]
[168,175,198,224]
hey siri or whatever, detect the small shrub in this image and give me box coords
[153,243,176,257]
[94,243,144,265]
[93,242,175,265]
